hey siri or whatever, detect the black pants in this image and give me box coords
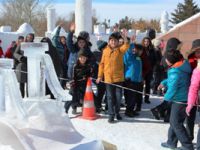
[125,81,143,112]
[60,63,67,88]
[20,83,28,98]
[197,123,200,150]
[185,107,197,141]
[95,82,106,109]
[167,103,193,150]
[64,82,86,113]
[144,72,153,102]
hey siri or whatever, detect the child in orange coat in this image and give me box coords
[96,31,130,123]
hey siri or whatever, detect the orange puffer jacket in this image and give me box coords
[98,43,130,83]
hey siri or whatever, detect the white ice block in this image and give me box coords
[21,43,48,98]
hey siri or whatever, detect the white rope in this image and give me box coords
[13,69,200,107]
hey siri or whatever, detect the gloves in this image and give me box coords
[186,104,193,116]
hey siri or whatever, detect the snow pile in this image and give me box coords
[17,23,35,35]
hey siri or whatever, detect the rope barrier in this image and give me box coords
[13,69,200,107]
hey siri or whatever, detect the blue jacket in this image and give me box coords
[161,60,192,102]
[52,26,66,62]
[124,44,143,83]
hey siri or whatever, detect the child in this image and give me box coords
[67,23,96,80]
[160,49,194,150]
[186,41,200,150]
[64,48,92,114]
[124,43,143,117]
[96,31,130,123]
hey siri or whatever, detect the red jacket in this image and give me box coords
[188,53,197,70]
[141,50,151,77]
[5,45,13,58]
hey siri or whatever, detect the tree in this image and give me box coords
[171,0,200,24]
[118,16,132,30]
[0,0,52,36]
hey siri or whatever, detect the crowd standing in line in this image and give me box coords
[0,24,200,150]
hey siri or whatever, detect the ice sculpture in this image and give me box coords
[160,11,169,33]
[0,59,27,119]
[42,55,69,102]
[75,0,92,35]
[21,43,48,98]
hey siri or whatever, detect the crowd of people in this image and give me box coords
[0,23,200,150]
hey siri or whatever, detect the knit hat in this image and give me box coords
[78,48,88,58]
[165,49,182,64]
[165,37,182,51]
[96,40,107,51]
[191,39,200,51]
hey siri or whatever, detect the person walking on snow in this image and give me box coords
[160,49,193,150]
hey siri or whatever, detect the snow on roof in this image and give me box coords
[17,23,35,35]
[162,12,200,35]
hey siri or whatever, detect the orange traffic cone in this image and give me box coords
[81,77,98,120]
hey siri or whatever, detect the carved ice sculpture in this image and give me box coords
[160,11,169,33]
[21,43,48,98]
[0,59,27,119]
[75,0,92,35]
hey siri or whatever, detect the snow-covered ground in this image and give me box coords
[68,96,199,150]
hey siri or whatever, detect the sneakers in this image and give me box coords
[151,108,160,120]
[108,116,115,123]
[161,142,176,149]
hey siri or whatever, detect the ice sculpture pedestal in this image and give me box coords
[22,43,48,98]
[0,59,13,112]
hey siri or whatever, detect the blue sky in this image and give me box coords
[53,0,200,24]
[1,0,200,25]
[53,0,157,4]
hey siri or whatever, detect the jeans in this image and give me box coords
[106,82,122,116]
[167,103,194,150]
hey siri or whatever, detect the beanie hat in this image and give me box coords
[78,48,88,58]
[191,39,200,51]
[165,49,182,64]
[165,37,181,51]
[96,40,107,51]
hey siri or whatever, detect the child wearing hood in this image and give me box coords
[160,49,193,150]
